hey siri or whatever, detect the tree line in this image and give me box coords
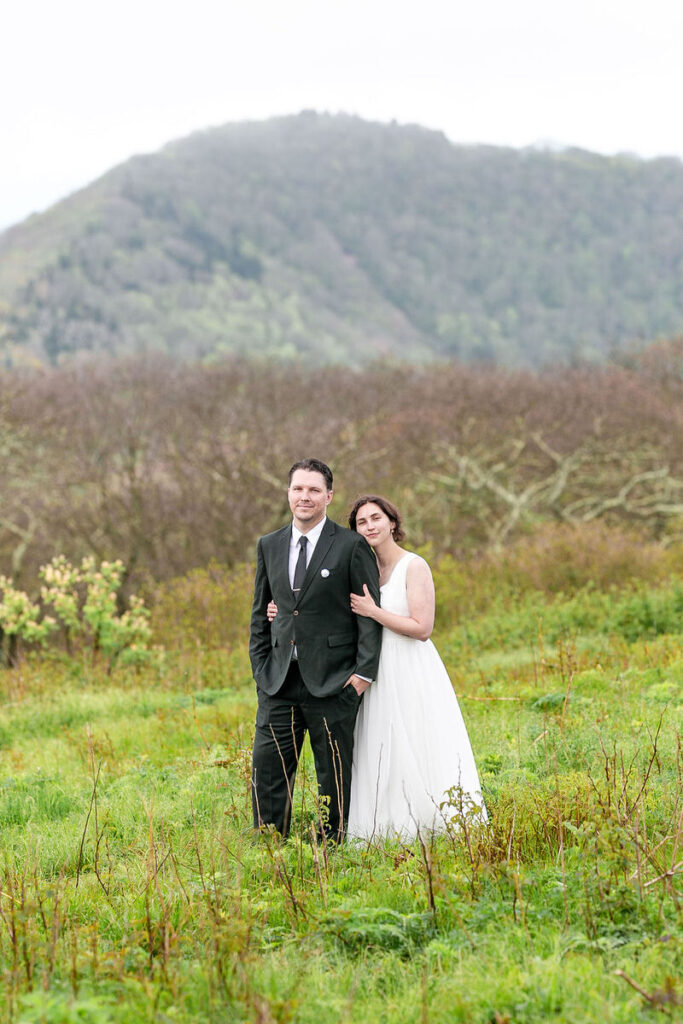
[0,342,680,596]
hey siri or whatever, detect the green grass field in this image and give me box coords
[0,581,680,1023]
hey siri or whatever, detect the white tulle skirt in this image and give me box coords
[347,628,486,839]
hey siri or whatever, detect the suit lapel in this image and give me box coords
[295,519,336,605]
[274,525,293,595]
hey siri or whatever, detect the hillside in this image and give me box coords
[1,112,683,367]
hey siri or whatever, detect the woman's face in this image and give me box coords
[354,502,395,547]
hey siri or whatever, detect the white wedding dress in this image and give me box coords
[347,552,486,839]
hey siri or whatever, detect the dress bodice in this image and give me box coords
[380,552,420,618]
[348,550,487,838]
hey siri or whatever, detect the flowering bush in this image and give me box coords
[0,576,56,646]
[0,557,153,668]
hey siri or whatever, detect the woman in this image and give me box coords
[267,495,486,839]
[344,495,486,839]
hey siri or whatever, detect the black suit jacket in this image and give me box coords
[249,518,382,697]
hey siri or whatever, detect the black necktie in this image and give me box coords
[292,535,308,593]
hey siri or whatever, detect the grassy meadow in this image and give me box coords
[0,536,681,1023]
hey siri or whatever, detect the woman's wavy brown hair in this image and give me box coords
[348,494,405,542]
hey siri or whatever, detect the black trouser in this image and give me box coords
[251,661,361,840]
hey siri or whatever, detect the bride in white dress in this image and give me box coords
[345,495,486,839]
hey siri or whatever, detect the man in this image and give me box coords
[249,457,382,840]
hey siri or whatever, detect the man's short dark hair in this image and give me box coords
[288,458,334,490]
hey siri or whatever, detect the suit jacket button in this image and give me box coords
[293,610,299,616]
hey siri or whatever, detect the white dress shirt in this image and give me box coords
[289,516,327,588]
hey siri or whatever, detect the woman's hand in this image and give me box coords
[267,600,278,622]
[351,559,434,641]
[350,583,378,619]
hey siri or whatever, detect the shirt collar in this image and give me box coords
[291,516,327,548]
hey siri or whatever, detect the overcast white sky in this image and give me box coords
[2,0,682,230]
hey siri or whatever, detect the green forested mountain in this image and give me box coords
[1,112,683,367]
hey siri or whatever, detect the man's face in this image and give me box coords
[288,469,333,530]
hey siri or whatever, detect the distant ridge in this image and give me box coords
[1,111,682,368]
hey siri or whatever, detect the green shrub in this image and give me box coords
[147,561,253,651]
[0,556,153,669]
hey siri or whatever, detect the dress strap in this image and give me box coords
[395,551,418,583]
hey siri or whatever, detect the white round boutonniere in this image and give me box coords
[320,569,330,578]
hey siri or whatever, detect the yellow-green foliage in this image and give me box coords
[148,561,254,651]
[0,556,152,668]
[431,523,683,622]
[147,525,683,656]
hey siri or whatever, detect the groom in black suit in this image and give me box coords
[249,457,382,840]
